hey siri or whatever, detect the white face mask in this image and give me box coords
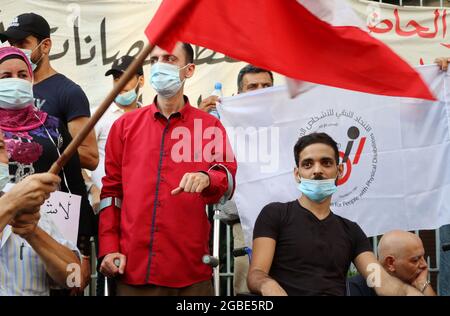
[0,78,34,110]
[297,177,337,203]
[0,162,10,191]
[115,82,139,106]
[20,41,44,72]
[150,62,189,98]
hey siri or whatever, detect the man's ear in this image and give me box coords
[337,163,344,179]
[294,167,300,183]
[384,256,396,273]
[41,38,52,55]
[138,75,145,88]
[184,63,195,79]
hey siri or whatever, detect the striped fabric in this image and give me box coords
[0,212,80,296]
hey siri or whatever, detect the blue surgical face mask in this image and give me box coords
[0,162,10,191]
[0,78,34,110]
[150,62,188,98]
[297,177,337,203]
[115,83,139,106]
[20,41,44,72]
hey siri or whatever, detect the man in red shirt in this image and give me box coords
[98,42,237,296]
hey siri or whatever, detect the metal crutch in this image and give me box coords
[201,164,235,296]
[104,258,121,296]
[202,203,221,296]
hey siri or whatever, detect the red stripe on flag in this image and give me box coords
[145,0,435,101]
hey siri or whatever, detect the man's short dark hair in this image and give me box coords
[237,64,273,92]
[9,33,47,46]
[182,43,194,64]
[294,132,340,167]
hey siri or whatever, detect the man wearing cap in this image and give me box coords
[90,55,144,215]
[0,13,99,171]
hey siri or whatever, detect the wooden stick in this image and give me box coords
[49,43,154,175]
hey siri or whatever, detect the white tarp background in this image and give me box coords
[219,65,450,246]
[1,0,449,110]
[0,0,251,109]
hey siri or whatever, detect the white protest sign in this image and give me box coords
[40,191,81,245]
[3,183,81,245]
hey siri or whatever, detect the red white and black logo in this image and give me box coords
[299,109,378,208]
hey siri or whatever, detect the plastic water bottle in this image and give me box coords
[208,82,223,119]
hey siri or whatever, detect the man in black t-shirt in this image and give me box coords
[248,132,424,296]
[0,13,99,171]
[348,230,436,296]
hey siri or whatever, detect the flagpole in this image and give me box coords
[48,43,155,175]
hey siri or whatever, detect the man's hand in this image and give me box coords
[10,212,40,239]
[3,173,60,215]
[198,95,219,113]
[100,253,127,278]
[260,279,288,296]
[411,266,436,296]
[71,256,92,295]
[411,267,430,291]
[171,172,210,195]
[435,57,450,71]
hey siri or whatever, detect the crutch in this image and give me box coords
[202,203,222,296]
[104,258,121,296]
[202,164,235,296]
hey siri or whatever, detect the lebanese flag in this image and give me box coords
[145,0,435,100]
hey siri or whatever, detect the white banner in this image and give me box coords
[350,0,450,65]
[1,1,448,111]
[0,0,251,110]
[219,65,450,247]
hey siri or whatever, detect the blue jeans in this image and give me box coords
[439,224,450,296]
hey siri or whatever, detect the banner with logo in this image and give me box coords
[1,0,449,111]
[219,65,450,247]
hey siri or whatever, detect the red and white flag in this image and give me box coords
[145,0,435,100]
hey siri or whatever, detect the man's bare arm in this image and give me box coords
[247,237,287,296]
[13,221,80,288]
[68,117,99,170]
[354,251,423,296]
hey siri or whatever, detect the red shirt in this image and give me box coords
[99,98,237,287]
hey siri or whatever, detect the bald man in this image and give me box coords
[348,230,436,296]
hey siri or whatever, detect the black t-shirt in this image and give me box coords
[253,200,371,296]
[347,274,377,296]
[34,74,91,126]
[4,115,96,250]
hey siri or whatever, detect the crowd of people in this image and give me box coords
[0,12,448,296]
